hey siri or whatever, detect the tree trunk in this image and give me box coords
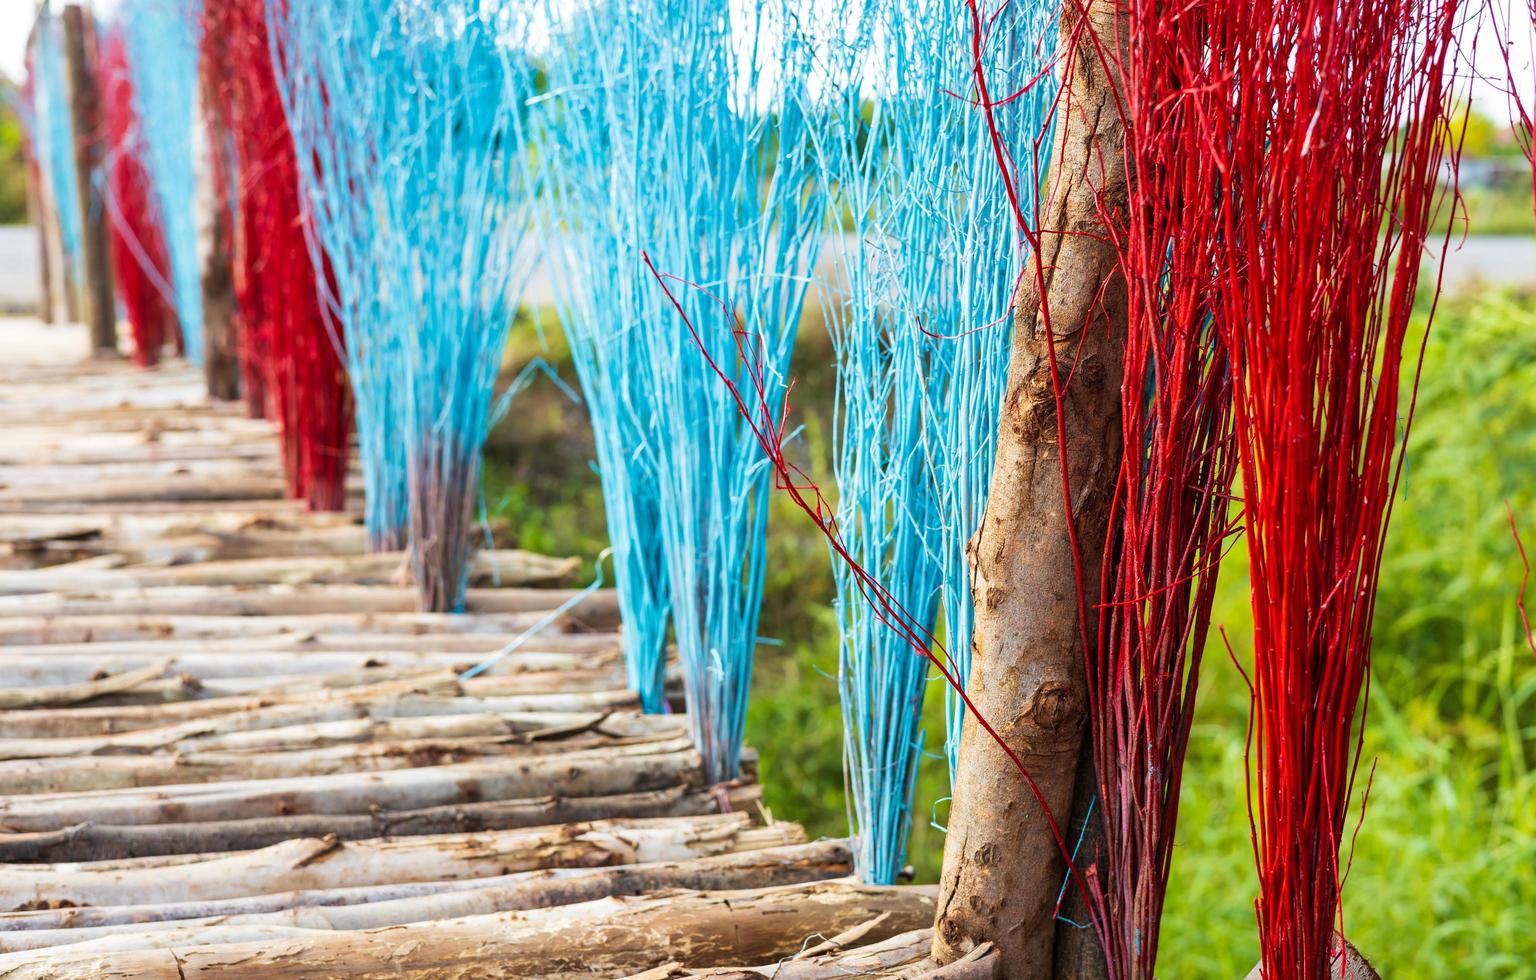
[196,76,241,400]
[1050,740,1109,980]
[0,881,937,979]
[933,1,1129,975]
[61,5,118,357]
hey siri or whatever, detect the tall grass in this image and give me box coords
[488,288,1536,975]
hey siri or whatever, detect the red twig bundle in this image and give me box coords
[1072,5,1240,976]
[100,28,176,368]
[200,0,351,510]
[1195,1,1461,976]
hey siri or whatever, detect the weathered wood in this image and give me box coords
[0,784,761,864]
[0,709,678,759]
[61,5,117,355]
[0,881,938,979]
[29,781,752,864]
[0,659,172,710]
[0,840,849,953]
[638,930,999,979]
[0,607,585,646]
[0,748,707,831]
[934,1,1127,975]
[0,549,577,594]
[0,814,794,910]
[0,477,291,511]
[0,646,614,687]
[0,628,622,659]
[0,584,616,624]
[0,733,696,795]
[0,687,643,740]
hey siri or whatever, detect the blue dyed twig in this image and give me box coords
[269,1,542,610]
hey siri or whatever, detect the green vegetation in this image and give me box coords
[0,96,30,226]
[487,290,1536,975]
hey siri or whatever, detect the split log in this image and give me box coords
[0,585,618,624]
[0,840,849,952]
[0,748,707,830]
[0,550,578,594]
[0,813,792,910]
[0,784,760,863]
[0,880,937,979]
[0,733,696,795]
[0,608,581,646]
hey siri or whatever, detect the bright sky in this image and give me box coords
[0,1,1532,120]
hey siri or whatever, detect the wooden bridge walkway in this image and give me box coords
[0,331,977,978]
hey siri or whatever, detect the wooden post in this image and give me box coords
[931,1,1128,976]
[61,3,117,355]
[195,87,241,401]
[23,158,55,324]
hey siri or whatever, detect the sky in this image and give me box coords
[0,1,1531,120]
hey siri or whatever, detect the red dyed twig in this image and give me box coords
[99,28,175,368]
[1198,1,1463,976]
[1507,501,1536,658]
[200,0,351,510]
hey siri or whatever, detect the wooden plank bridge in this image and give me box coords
[0,326,980,979]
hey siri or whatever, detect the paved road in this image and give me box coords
[2,224,1530,316]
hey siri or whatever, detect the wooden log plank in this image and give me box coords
[0,840,850,950]
[0,629,622,659]
[0,814,792,910]
[0,688,644,740]
[0,733,696,795]
[0,748,705,830]
[0,709,679,760]
[0,881,937,979]
[0,550,577,595]
[0,784,760,864]
[0,585,617,623]
[0,609,585,646]
[0,648,615,687]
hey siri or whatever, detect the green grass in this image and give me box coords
[485,287,1536,975]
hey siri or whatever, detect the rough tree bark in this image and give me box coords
[61,4,118,355]
[933,1,1129,975]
